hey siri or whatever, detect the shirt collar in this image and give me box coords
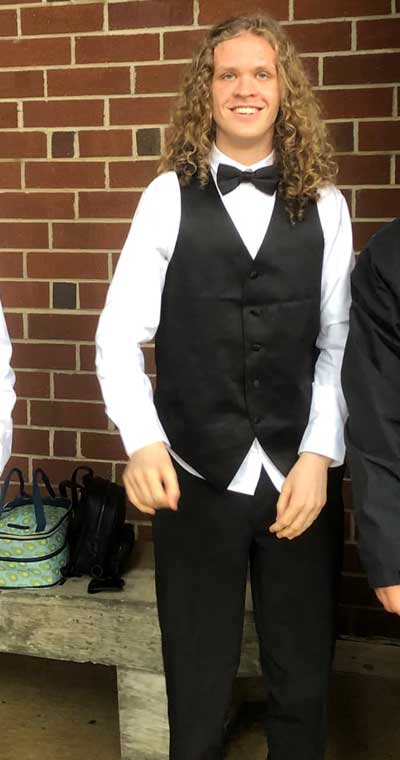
[210,143,275,176]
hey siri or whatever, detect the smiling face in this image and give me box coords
[211,31,281,164]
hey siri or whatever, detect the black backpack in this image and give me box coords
[59,466,135,594]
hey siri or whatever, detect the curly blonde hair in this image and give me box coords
[159,15,337,223]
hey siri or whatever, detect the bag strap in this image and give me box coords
[0,468,29,510]
[32,468,54,532]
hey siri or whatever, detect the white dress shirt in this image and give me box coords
[0,300,15,478]
[96,145,354,495]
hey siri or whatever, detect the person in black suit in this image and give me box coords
[342,218,400,615]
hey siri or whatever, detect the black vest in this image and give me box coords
[154,178,324,490]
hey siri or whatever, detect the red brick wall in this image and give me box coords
[0,0,399,638]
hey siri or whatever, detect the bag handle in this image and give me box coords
[0,468,29,510]
[32,468,55,532]
[59,466,92,504]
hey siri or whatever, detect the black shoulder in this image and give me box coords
[354,218,400,285]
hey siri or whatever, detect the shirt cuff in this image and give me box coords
[298,384,347,467]
[119,415,170,459]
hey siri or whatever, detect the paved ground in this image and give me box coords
[0,652,399,759]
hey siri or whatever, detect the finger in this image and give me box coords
[161,464,180,510]
[276,515,309,539]
[275,483,291,516]
[142,469,171,509]
[123,482,156,515]
[270,501,303,533]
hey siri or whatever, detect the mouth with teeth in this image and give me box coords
[230,106,264,115]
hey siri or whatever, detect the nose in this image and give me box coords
[233,74,257,99]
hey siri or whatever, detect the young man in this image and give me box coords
[0,300,15,477]
[342,219,400,616]
[96,15,353,760]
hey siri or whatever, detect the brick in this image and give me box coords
[318,87,393,120]
[53,430,77,458]
[0,132,46,159]
[0,162,21,189]
[136,63,186,94]
[109,160,158,188]
[53,222,129,250]
[81,431,126,461]
[0,103,17,129]
[0,223,48,249]
[293,0,390,19]
[351,607,400,639]
[359,121,400,152]
[109,0,193,30]
[76,33,159,64]
[0,9,17,36]
[47,67,131,97]
[143,345,156,375]
[356,189,400,219]
[2,457,30,486]
[339,188,352,212]
[54,372,102,402]
[287,21,351,54]
[136,128,160,156]
[11,342,75,371]
[199,0,288,24]
[324,53,400,86]
[0,251,23,278]
[78,282,108,310]
[1,281,49,309]
[15,371,50,399]
[80,344,95,371]
[353,222,390,251]
[53,282,76,309]
[3,312,23,339]
[357,18,400,51]
[328,122,354,153]
[52,131,75,159]
[0,192,74,220]
[300,56,318,87]
[164,30,206,60]
[31,400,108,430]
[79,191,140,219]
[79,130,132,158]
[0,38,70,68]
[26,162,105,189]
[337,155,390,185]
[343,543,364,575]
[0,70,44,98]
[21,3,103,36]
[32,458,112,485]
[13,428,50,456]
[24,100,104,128]
[397,156,400,185]
[28,313,98,342]
[27,251,109,280]
[13,400,28,426]
[110,96,173,125]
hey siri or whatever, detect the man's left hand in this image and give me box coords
[269,452,331,540]
[375,585,400,615]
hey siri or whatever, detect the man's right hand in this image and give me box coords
[122,442,180,516]
[375,585,400,615]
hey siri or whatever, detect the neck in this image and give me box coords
[215,135,273,166]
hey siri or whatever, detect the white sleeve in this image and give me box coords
[298,186,354,466]
[95,172,181,457]
[0,301,16,477]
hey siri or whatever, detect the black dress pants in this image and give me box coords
[152,462,344,760]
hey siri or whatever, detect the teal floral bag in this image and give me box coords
[0,467,71,589]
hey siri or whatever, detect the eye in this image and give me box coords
[221,72,235,81]
[257,71,270,80]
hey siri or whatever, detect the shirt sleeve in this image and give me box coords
[342,224,400,588]
[298,186,354,466]
[0,301,16,477]
[95,172,181,457]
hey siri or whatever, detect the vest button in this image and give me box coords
[249,270,258,279]
[250,307,261,317]
[253,379,260,389]
[252,343,262,352]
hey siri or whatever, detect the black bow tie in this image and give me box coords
[216,163,280,196]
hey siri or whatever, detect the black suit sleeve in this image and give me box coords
[342,220,400,588]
